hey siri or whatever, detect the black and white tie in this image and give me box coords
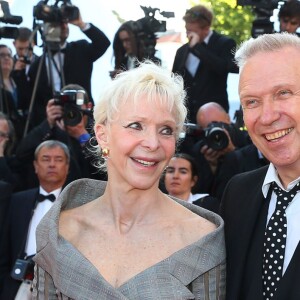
[262,181,300,299]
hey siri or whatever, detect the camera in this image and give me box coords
[182,122,233,151]
[54,89,88,126]
[11,257,34,281]
[19,56,31,64]
[0,1,23,39]
[33,0,79,23]
[237,0,283,37]
[128,6,174,58]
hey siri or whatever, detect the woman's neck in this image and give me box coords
[100,183,169,234]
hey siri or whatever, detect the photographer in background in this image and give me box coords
[27,3,110,128]
[12,27,38,75]
[0,45,27,141]
[16,84,106,190]
[11,27,38,120]
[278,0,300,34]
[110,21,160,78]
[189,102,249,198]
[0,140,69,300]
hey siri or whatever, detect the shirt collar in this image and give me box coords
[60,42,67,50]
[39,186,62,200]
[262,163,300,197]
[204,30,213,44]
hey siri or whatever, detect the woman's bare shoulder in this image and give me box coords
[59,200,97,242]
[169,200,217,246]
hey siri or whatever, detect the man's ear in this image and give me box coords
[33,160,38,174]
[94,123,109,148]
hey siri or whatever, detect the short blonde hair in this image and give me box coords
[92,61,187,171]
[94,60,187,136]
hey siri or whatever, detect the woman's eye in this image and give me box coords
[166,168,174,174]
[126,122,142,130]
[161,127,174,136]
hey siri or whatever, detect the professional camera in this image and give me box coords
[33,0,79,23]
[18,56,31,64]
[0,1,23,39]
[237,0,284,37]
[11,257,34,281]
[54,89,90,126]
[129,6,174,57]
[182,122,235,151]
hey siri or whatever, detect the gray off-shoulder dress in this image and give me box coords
[33,179,226,300]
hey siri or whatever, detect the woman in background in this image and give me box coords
[110,21,160,78]
[0,45,25,140]
[164,153,220,213]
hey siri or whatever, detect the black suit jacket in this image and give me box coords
[0,188,38,299]
[28,24,110,127]
[172,31,238,123]
[0,181,12,238]
[220,166,300,300]
[214,143,269,200]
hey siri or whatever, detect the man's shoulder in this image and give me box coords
[11,188,38,201]
[229,165,268,186]
[175,43,189,53]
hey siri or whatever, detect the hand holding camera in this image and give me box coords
[46,99,64,128]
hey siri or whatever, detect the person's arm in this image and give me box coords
[16,99,67,162]
[69,11,110,61]
[190,35,238,74]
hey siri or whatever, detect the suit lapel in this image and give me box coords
[224,167,268,298]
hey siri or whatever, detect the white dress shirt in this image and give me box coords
[25,187,61,256]
[185,30,213,77]
[187,193,209,204]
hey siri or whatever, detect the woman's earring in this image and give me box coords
[102,148,110,159]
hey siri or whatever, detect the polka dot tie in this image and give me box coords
[262,181,300,299]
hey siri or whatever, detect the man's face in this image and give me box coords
[34,146,69,189]
[279,17,300,33]
[13,40,31,58]
[239,46,300,180]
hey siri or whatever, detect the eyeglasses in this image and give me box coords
[0,53,13,59]
[0,131,9,138]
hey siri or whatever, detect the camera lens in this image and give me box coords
[63,104,82,126]
[206,127,229,150]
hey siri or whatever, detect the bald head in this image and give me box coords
[196,102,231,128]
